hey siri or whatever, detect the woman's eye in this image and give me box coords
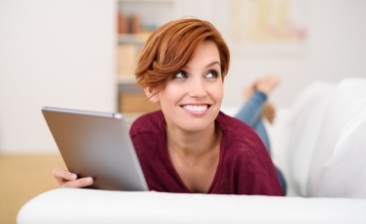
[173,71,187,79]
[206,70,220,79]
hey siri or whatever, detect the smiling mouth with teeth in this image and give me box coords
[181,104,210,112]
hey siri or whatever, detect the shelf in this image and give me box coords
[117,33,150,45]
[116,0,178,113]
[116,75,137,85]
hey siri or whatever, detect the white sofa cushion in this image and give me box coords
[284,81,335,196]
[17,188,366,224]
[307,78,366,198]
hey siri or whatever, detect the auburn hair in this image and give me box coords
[135,18,230,93]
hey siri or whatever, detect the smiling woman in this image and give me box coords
[131,18,281,195]
[52,18,283,196]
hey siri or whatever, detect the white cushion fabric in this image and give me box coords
[307,78,366,197]
[17,188,366,224]
[284,82,335,196]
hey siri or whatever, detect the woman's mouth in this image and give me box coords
[181,104,211,113]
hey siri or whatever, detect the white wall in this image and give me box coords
[0,0,116,152]
[179,0,366,107]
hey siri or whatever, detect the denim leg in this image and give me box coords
[235,91,271,153]
[235,91,267,127]
[276,166,287,195]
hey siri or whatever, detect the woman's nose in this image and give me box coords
[188,77,206,98]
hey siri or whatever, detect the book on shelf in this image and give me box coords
[117,11,141,35]
[116,44,138,78]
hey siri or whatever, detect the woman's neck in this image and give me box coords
[166,122,221,159]
[166,121,222,193]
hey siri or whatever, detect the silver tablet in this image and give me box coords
[42,106,148,191]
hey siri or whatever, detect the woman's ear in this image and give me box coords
[144,87,160,103]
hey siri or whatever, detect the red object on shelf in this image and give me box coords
[117,11,128,34]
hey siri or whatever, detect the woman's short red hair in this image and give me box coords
[135,18,230,93]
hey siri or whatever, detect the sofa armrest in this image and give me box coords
[18,188,366,224]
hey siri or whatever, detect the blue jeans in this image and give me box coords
[235,91,287,195]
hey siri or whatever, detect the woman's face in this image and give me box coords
[154,40,224,133]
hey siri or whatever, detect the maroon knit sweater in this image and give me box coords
[130,110,283,196]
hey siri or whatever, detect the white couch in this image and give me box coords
[17,78,366,224]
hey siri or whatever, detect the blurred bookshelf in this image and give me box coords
[116,0,180,113]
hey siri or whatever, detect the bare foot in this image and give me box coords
[262,102,276,124]
[254,75,280,124]
[240,75,280,124]
[254,75,280,95]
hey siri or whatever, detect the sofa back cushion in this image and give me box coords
[306,78,366,198]
[286,82,335,196]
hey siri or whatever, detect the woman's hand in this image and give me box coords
[52,168,93,188]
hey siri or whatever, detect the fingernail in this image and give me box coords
[86,177,93,184]
[71,174,77,180]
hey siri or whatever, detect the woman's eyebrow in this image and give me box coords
[206,61,221,68]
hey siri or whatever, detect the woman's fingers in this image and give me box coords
[61,177,94,188]
[52,168,77,184]
[52,168,93,188]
